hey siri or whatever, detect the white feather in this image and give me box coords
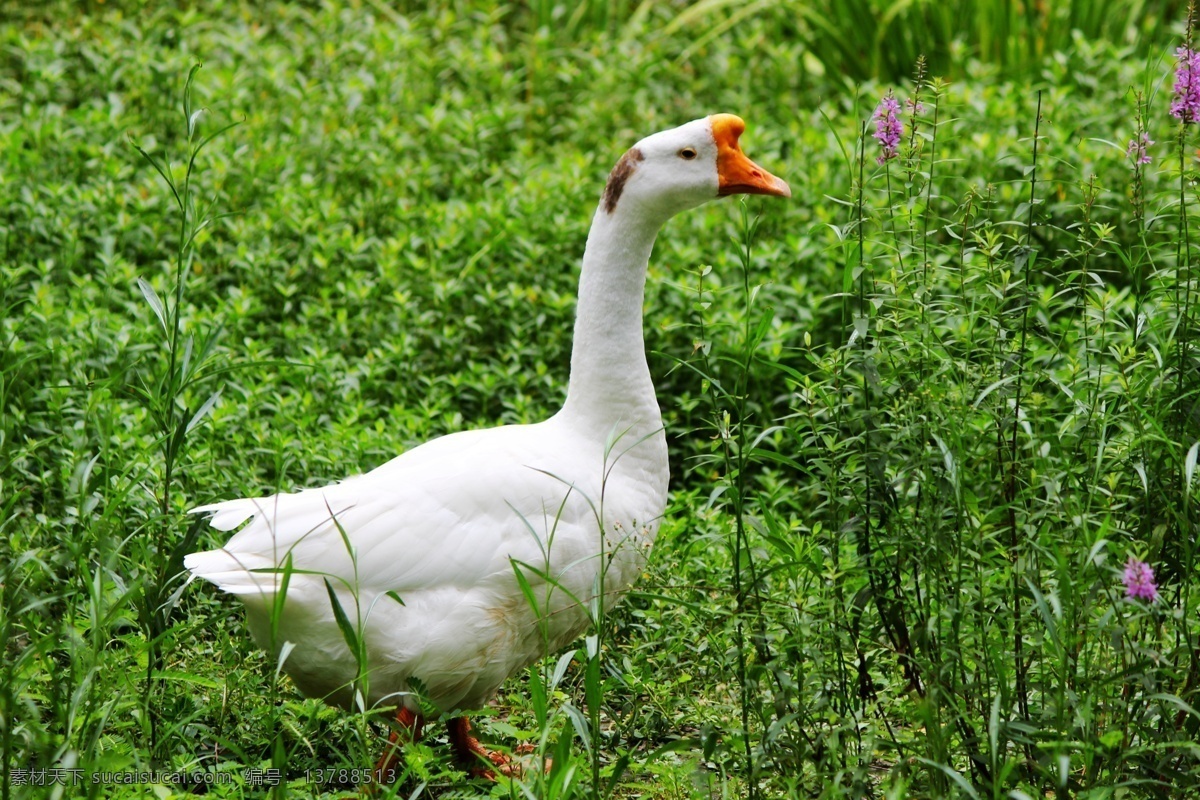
[185,115,787,716]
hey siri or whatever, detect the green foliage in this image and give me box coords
[672,64,1200,800]
[3,1,1200,798]
[671,0,1187,83]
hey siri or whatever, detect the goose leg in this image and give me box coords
[446,716,521,779]
[373,706,423,784]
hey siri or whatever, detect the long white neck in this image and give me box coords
[559,200,668,436]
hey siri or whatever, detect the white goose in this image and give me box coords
[185,114,789,777]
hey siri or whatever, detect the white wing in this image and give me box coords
[184,420,601,601]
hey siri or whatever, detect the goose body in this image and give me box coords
[186,414,664,711]
[185,114,788,763]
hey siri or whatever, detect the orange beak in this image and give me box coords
[712,114,791,198]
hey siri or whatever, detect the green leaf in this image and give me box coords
[271,552,294,645]
[156,670,222,689]
[324,577,360,657]
[137,278,168,334]
[842,244,858,295]
[187,108,205,140]
[1186,441,1198,494]
[550,649,576,691]
[510,560,543,617]
[527,665,548,725]
[186,388,222,434]
[275,641,296,680]
[604,752,632,797]
[916,757,980,800]
[562,702,592,757]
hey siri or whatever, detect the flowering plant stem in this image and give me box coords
[1006,89,1042,746]
[128,64,238,766]
[1175,87,1200,711]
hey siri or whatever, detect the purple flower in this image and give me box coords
[1170,46,1200,124]
[906,97,925,116]
[873,91,903,164]
[1126,131,1154,165]
[1122,557,1158,602]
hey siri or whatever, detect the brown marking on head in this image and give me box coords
[602,146,645,214]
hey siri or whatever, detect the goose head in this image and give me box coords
[600,113,790,222]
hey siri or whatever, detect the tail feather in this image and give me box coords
[186,486,360,595]
[183,547,278,595]
[189,497,267,532]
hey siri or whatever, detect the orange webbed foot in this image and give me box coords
[446,716,547,780]
[372,706,424,785]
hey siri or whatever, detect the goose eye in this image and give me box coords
[678,147,698,160]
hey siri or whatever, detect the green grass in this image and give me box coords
[669,0,1187,84]
[3,1,1200,798]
